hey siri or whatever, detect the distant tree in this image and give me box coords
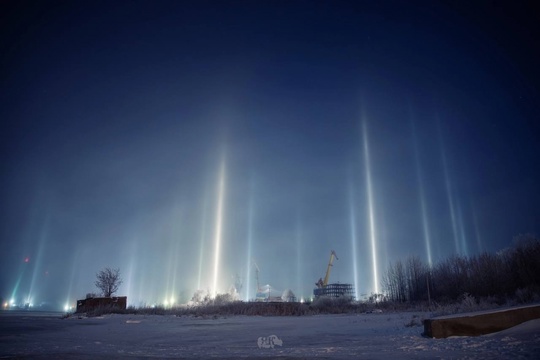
[406,255,426,302]
[95,267,123,297]
[381,234,540,306]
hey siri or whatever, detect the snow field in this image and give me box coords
[1,311,539,359]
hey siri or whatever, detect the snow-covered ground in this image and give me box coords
[1,310,539,359]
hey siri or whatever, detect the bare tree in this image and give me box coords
[383,260,407,302]
[95,267,123,297]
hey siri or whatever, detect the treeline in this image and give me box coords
[382,234,540,304]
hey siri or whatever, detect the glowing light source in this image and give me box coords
[212,158,226,298]
[295,215,303,304]
[362,120,379,294]
[348,180,360,299]
[245,189,254,302]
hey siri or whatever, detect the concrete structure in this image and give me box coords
[76,296,127,313]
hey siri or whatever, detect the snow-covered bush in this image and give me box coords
[515,287,538,304]
[190,289,211,305]
[459,292,477,311]
[213,293,235,305]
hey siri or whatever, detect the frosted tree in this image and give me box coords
[95,267,123,297]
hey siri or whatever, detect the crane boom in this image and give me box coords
[316,250,338,288]
[323,250,338,286]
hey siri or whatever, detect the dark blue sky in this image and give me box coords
[1,1,539,307]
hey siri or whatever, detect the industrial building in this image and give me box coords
[313,250,355,299]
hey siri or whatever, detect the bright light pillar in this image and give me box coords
[438,121,460,254]
[212,159,226,298]
[362,120,379,294]
[457,204,469,256]
[295,218,303,303]
[348,181,360,299]
[411,120,433,265]
[245,192,254,302]
[197,194,208,290]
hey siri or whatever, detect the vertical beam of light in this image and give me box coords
[27,211,50,304]
[437,120,460,254]
[124,238,138,306]
[348,180,360,300]
[170,221,181,304]
[456,203,469,256]
[295,213,303,302]
[197,193,208,290]
[10,256,25,303]
[164,235,172,303]
[244,187,254,301]
[362,120,379,294]
[165,230,175,304]
[411,119,433,265]
[212,159,226,298]
[27,232,45,303]
[169,205,184,304]
[65,249,80,310]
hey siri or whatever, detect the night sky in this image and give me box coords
[1,1,539,308]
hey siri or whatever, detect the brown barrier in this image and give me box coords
[423,304,540,338]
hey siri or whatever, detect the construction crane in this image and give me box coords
[316,250,338,288]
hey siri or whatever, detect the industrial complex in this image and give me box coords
[252,250,355,303]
